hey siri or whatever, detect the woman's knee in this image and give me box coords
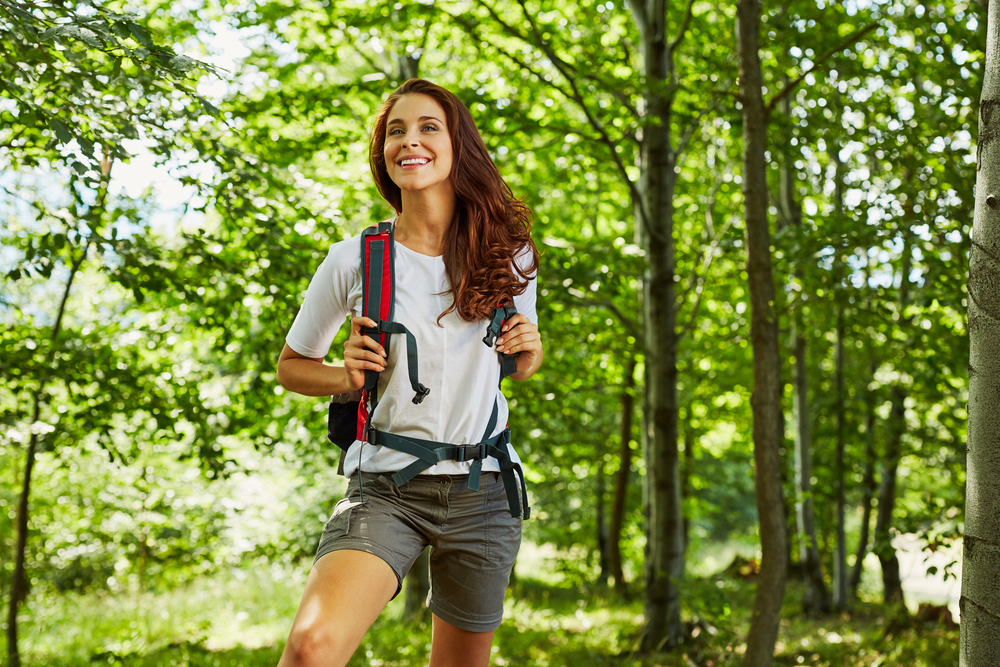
[284,622,351,667]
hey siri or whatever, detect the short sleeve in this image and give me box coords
[512,245,537,324]
[285,236,362,359]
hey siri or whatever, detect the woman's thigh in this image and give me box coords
[278,549,398,667]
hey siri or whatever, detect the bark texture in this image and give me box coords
[962,1,1000,663]
[627,0,686,649]
[737,1,789,664]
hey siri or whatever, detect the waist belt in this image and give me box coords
[365,426,530,520]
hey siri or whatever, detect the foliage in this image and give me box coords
[0,564,961,667]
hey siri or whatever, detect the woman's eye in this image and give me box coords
[422,124,437,132]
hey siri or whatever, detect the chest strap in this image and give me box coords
[365,423,530,519]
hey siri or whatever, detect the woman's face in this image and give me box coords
[383,93,454,197]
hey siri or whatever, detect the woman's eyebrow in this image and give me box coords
[387,115,443,126]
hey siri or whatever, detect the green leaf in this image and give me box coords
[51,118,73,144]
[167,55,197,74]
[78,28,102,48]
[126,22,154,48]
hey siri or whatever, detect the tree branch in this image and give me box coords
[676,202,733,343]
[668,0,697,54]
[565,288,646,350]
[766,22,880,114]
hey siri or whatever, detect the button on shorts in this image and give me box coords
[314,470,522,633]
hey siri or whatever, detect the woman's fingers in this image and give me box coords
[496,316,541,355]
[343,317,388,389]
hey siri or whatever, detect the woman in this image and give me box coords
[274,78,542,667]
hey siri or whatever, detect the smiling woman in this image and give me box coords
[273,79,542,667]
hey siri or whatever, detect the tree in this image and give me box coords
[0,3,218,663]
[735,0,788,663]
[961,0,1000,662]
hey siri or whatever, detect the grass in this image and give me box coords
[6,556,958,667]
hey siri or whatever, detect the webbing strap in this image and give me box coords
[364,239,385,392]
[368,427,529,519]
[362,320,429,404]
[468,399,500,491]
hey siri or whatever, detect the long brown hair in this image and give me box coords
[369,78,539,322]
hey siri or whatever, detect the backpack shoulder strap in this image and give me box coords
[360,222,395,393]
[355,222,429,445]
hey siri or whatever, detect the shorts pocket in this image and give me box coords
[322,498,362,540]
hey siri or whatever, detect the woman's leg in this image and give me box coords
[277,549,398,667]
[428,613,495,667]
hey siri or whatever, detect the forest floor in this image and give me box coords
[7,549,959,667]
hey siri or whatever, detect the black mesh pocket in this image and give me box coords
[328,400,360,451]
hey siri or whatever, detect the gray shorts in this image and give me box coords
[314,470,522,633]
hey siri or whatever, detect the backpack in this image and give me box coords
[326,221,529,519]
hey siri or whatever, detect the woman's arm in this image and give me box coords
[277,317,387,396]
[495,313,543,381]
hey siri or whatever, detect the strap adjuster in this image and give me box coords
[456,443,487,462]
[412,385,430,404]
[362,320,387,336]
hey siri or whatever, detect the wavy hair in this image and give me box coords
[369,78,539,323]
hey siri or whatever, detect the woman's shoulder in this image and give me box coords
[320,230,367,271]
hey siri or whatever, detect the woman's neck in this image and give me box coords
[394,190,456,257]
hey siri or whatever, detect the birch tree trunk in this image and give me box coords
[961,0,1000,661]
[736,0,789,663]
[627,0,685,649]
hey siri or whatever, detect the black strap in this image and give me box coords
[364,239,385,392]
[362,320,429,404]
[367,426,529,519]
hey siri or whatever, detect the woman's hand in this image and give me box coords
[343,316,387,390]
[495,313,543,381]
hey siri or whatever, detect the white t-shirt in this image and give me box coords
[285,224,536,478]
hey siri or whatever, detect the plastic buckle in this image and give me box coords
[412,385,430,404]
[456,443,487,462]
[365,427,380,446]
[362,320,386,337]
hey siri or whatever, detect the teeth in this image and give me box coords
[401,158,429,166]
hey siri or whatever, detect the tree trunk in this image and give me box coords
[962,2,1000,659]
[682,427,694,551]
[7,244,88,667]
[873,234,911,614]
[832,306,848,610]
[403,547,430,623]
[596,451,610,586]
[780,79,827,615]
[609,360,636,593]
[791,331,828,614]
[831,140,848,611]
[737,0,789,664]
[873,384,906,609]
[7,405,40,667]
[848,361,877,597]
[627,0,685,650]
